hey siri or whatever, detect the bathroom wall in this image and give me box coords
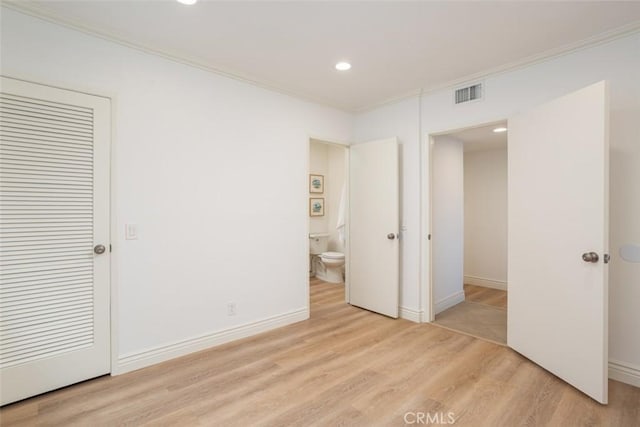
[309,141,329,234]
[464,148,508,289]
[309,140,346,253]
[326,145,346,253]
[432,136,464,314]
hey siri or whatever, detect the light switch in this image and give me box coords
[125,224,138,240]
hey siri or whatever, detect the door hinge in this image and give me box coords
[109,244,112,253]
[604,253,610,264]
[428,234,431,240]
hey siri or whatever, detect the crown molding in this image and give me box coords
[355,19,640,113]
[0,0,354,113]
[3,1,639,114]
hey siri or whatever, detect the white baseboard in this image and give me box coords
[399,306,423,323]
[609,359,640,388]
[435,291,465,315]
[112,308,309,375]
[464,275,508,291]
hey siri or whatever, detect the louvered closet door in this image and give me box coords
[0,76,110,405]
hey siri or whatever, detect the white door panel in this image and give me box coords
[349,138,399,318]
[508,81,609,403]
[0,77,110,405]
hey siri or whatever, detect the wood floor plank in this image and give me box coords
[1,279,638,426]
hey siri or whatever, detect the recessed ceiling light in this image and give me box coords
[177,0,197,5]
[335,62,352,71]
[493,127,508,133]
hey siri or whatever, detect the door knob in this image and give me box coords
[387,233,396,240]
[582,252,599,263]
[94,244,106,255]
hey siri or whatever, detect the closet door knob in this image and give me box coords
[387,233,396,240]
[581,252,599,263]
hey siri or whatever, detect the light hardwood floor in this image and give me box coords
[1,279,639,426]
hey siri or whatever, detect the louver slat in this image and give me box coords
[454,83,483,104]
[0,93,95,369]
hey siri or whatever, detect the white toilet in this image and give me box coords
[309,233,345,283]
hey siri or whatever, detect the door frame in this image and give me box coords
[2,74,118,375]
[420,119,508,322]
[306,136,351,307]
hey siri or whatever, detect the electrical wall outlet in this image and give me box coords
[227,302,237,316]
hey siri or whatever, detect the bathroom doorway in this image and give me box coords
[308,138,349,312]
[430,121,508,344]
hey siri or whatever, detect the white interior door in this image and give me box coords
[0,77,110,405]
[349,138,399,318]
[508,81,609,403]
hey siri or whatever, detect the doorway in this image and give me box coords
[308,138,349,312]
[422,82,610,404]
[430,121,508,344]
[307,136,400,319]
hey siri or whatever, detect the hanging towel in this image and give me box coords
[336,184,346,245]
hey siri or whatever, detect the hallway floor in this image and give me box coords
[434,284,508,345]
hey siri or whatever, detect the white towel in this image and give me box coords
[336,184,346,245]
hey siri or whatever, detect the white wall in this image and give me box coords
[464,148,508,287]
[0,8,353,369]
[355,33,640,372]
[326,145,346,253]
[308,140,345,253]
[309,141,329,234]
[432,136,464,313]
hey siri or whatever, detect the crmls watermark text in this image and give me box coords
[404,411,456,425]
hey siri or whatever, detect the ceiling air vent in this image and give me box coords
[455,83,482,104]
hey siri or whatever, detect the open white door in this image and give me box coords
[508,81,609,403]
[349,138,399,318]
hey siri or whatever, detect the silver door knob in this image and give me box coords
[94,244,106,255]
[582,252,599,263]
[387,233,396,240]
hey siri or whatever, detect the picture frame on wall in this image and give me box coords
[309,198,325,217]
[309,174,324,193]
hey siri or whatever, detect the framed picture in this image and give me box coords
[309,174,324,193]
[309,198,325,217]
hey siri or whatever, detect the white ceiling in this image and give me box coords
[452,121,508,152]
[9,1,640,111]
